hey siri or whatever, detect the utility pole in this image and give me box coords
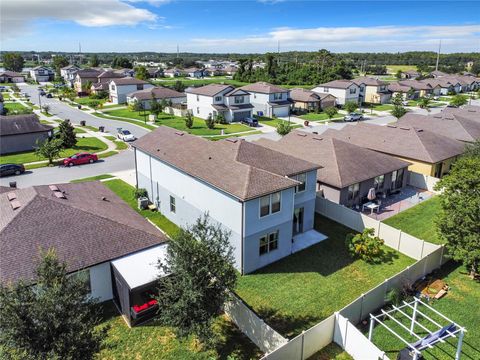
[435,40,442,71]
[176,44,179,58]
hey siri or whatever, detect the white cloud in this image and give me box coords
[0,0,158,40]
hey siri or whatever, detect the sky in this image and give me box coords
[1,0,480,54]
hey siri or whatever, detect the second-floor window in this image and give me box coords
[273,93,282,100]
[323,87,329,92]
[234,96,244,104]
[374,175,384,190]
[348,183,360,201]
[260,192,281,217]
[137,85,143,90]
[196,95,200,101]
[196,107,200,114]
[170,195,176,213]
[111,84,116,91]
[350,87,357,94]
[294,173,307,193]
[215,96,222,101]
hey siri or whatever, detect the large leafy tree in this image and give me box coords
[3,52,24,72]
[0,250,107,359]
[344,101,358,114]
[111,56,132,69]
[57,119,77,148]
[89,54,99,67]
[35,138,63,165]
[53,55,69,76]
[135,66,149,80]
[449,94,468,107]
[156,215,237,346]
[390,93,407,119]
[435,152,480,279]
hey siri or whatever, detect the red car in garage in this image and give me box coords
[63,152,98,167]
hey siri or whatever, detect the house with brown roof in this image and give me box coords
[109,78,154,104]
[60,64,80,86]
[133,126,321,274]
[403,70,421,79]
[289,88,336,113]
[323,122,466,178]
[353,77,391,104]
[0,114,53,154]
[311,80,360,105]
[0,181,168,325]
[73,69,103,94]
[127,86,186,109]
[239,82,291,117]
[0,70,25,83]
[186,84,253,122]
[387,80,432,99]
[255,131,411,207]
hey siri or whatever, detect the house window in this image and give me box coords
[259,230,279,255]
[392,169,404,189]
[215,96,222,101]
[374,175,385,191]
[259,192,281,217]
[273,93,282,100]
[137,84,143,90]
[170,195,176,213]
[323,87,329,92]
[254,93,256,98]
[196,95,200,101]
[111,84,116,91]
[234,96,244,104]
[196,107,200,114]
[294,173,307,193]
[350,87,357,94]
[348,183,360,201]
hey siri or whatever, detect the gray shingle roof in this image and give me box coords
[0,181,166,284]
[240,82,289,94]
[111,78,149,85]
[0,114,53,136]
[133,126,320,201]
[128,86,185,101]
[290,88,321,102]
[255,131,410,189]
[316,80,356,89]
[186,84,234,96]
[323,123,466,164]
[353,77,388,86]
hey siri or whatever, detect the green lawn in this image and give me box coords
[2,92,11,100]
[156,116,255,136]
[70,174,115,183]
[236,215,415,338]
[299,112,343,122]
[98,150,118,159]
[383,197,443,245]
[101,104,127,109]
[366,261,480,360]
[152,78,249,88]
[75,97,106,107]
[0,137,108,165]
[310,343,353,360]
[386,65,418,74]
[93,112,157,130]
[103,179,180,238]
[3,101,33,114]
[96,301,262,360]
[113,140,129,150]
[257,116,302,129]
[371,104,395,111]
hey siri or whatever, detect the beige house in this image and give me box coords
[289,88,336,113]
[353,77,391,104]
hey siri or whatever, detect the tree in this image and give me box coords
[435,155,480,279]
[89,54,99,67]
[470,62,480,76]
[205,114,215,129]
[41,104,50,115]
[391,93,404,107]
[156,215,237,346]
[173,80,186,92]
[449,94,468,107]
[53,55,69,77]
[276,120,292,136]
[82,80,93,95]
[150,99,161,116]
[324,106,338,119]
[3,52,24,72]
[344,101,358,114]
[57,119,77,148]
[464,139,480,157]
[345,228,385,263]
[407,88,416,99]
[111,56,132,69]
[184,112,194,129]
[0,250,107,359]
[395,69,402,80]
[35,138,62,165]
[390,93,407,119]
[135,66,149,80]
[418,97,431,110]
[215,112,227,124]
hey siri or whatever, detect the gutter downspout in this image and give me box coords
[241,200,245,275]
[134,147,139,188]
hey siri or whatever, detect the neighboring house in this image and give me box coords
[443,105,480,119]
[109,78,154,104]
[90,71,125,94]
[186,84,253,122]
[0,71,25,83]
[387,80,431,99]
[60,64,80,86]
[0,93,4,114]
[164,68,182,78]
[430,70,448,78]
[397,113,480,143]
[133,126,320,274]
[147,68,164,78]
[403,70,421,79]
[0,114,53,154]
[223,66,238,75]
[127,86,186,109]
[74,69,102,94]
[29,66,54,82]
[114,68,135,77]
[184,68,205,78]
[311,80,360,105]
[289,88,336,113]
[323,122,466,178]
[0,181,168,326]
[420,78,456,95]
[255,131,410,207]
[353,77,391,104]
[239,82,291,117]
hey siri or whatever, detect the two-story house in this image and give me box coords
[73,69,102,94]
[133,126,320,274]
[353,77,391,104]
[186,84,253,122]
[239,82,291,117]
[109,78,154,104]
[60,64,80,87]
[90,71,125,94]
[127,86,186,109]
[311,80,360,106]
[29,66,54,82]
[289,88,336,113]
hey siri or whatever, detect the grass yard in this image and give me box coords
[383,196,443,245]
[386,65,418,74]
[236,215,415,338]
[96,301,262,360]
[366,261,480,360]
[113,140,129,150]
[74,127,87,134]
[2,92,11,100]
[75,97,106,107]
[310,343,352,360]
[100,103,126,109]
[152,78,249,88]
[0,137,108,165]
[103,179,180,238]
[371,104,395,111]
[70,174,115,183]
[103,108,154,122]
[98,150,118,159]
[257,116,302,129]
[299,112,343,122]
[3,101,33,114]
[156,115,255,136]
[92,112,156,130]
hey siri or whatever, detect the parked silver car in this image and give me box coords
[344,112,364,122]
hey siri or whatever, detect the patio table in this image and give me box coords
[362,201,380,214]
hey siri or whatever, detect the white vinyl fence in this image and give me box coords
[164,106,189,117]
[407,171,440,193]
[224,294,287,353]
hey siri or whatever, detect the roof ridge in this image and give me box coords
[328,138,344,188]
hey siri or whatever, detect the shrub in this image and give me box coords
[344,101,358,114]
[345,228,384,262]
[324,106,338,119]
[134,188,148,199]
[205,114,215,129]
[215,112,227,124]
[276,120,292,136]
[184,112,193,129]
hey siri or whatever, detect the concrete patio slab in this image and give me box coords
[292,229,328,253]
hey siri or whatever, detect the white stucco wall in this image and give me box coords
[89,262,113,302]
[312,85,360,105]
[110,83,154,104]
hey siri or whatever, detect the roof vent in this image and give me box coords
[433,115,442,118]
[54,191,66,199]
[387,125,397,128]
[208,156,212,160]
[467,110,475,112]
[174,131,184,136]
[10,200,21,210]
[313,137,323,141]
[7,192,16,201]
[400,127,411,130]
[157,148,161,151]
[296,133,307,137]
[417,129,424,132]
[49,185,59,191]
[312,131,318,135]
[102,196,108,201]
[225,138,238,143]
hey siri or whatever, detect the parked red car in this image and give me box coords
[63,152,98,167]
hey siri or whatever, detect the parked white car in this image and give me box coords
[117,129,136,142]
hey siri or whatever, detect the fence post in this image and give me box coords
[398,230,402,251]
[359,294,365,322]
[420,240,425,259]
[300,330,305,360]
[439,245,445,266]
[423,254,428,277]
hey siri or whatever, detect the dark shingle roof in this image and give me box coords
[240,82,289,94]
[0,114,52,136]
[111,78,149,85]
[129,86,185,101]
[323,123,466,164]
[0,182,166,284]
[353,77,388,86]
[186,84,234,96]
[133,127,320,201]
[290,88,321,102]
[255,131,410,188]
[316,80,356,89]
